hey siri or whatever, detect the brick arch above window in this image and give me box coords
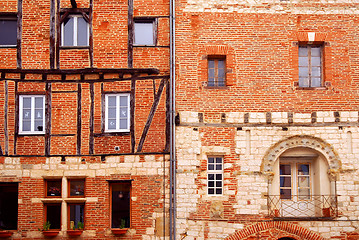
[224,222,325,240]
[261,135,341,180]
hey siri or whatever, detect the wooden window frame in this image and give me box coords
[67,203,85,230]
[207,156,223,196]
[133,18,157,46]
[207,56,226,87]
[44,203,62,230]
[298,45,323,88]
[45,179,62,198]
[104,93,130,133]
[19,95,45,135]
[296,162,311,201]
[279,164,292,200]
[110,182,131,229]
[0,14,17,48]
[68,179,85,198]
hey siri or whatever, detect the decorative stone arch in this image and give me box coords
[224,222,325,240]
[261,135,341,181]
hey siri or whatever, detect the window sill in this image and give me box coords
[41,198,62,203]
[204,86,229,90]
[65,198,86,203]
[18,133,45,136]
[60,46,90,50]
[96,132,130,137]
[0,45,17,48]
[295,86,328,90]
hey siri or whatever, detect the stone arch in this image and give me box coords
[224,222,325,240]
[261,135,341,180]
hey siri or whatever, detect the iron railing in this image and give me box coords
[267,195,338,219]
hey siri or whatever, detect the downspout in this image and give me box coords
[169,0,176,238]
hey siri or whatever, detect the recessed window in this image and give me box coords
[208,57,226,87]
[45,204,61,230]
[134,19,156,46]
[0,183,18,230]
[0,16,17,47]
[19,95,45,134]
[68,204,84,230]
[207,157,223,195]
[298,45,322,87]
[105,94,130,132]
[68,179,85,197]
[46,179,62,197]
[61,15,89,47]
[110,182,131,229]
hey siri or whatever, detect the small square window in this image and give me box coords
[68,204,84,230]
[0,183,18,230]
[19,95,45,134]
[61,15,89,47]
[105,94,130,132]
[45,204,61,230]
[46,180,62,197]
[0,17,17,47]
[68,179,85,197]
[208,57,226,87]
[207,157,223,195]
[110,182,131,229]
[134,19,156,46]
[298,45,322,87]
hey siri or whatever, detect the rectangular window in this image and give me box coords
[110,182,130,229]
[298,45,322,87]
[61,15,89,47]
[0,183,18,230]
[134,19,156,46]
[45,204,61,230]
[279,164,291,199]
[68,179,85,198]
[208,57,226,87]
[207,157,223,195]
[19,95,45,134]
[0,16,17,47]
[105,94,130,132]
[68,204,84,230]
[46,179,62,197]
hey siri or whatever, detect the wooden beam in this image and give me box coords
[70,0,77,8]
[4,75,8,155]
[101,83,105,132]
[16,0,22,68]
[50,0,55,69]
[89,82,94,154]
[14,80,19,155]
[130,77,136,153]
[136,78,167,152]
[0,68,160,75]
[45,81,52,156]
[76,83,82,155]
[127,0,134,68]
[56,0,60,69]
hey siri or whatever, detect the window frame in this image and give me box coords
[0,15,17,48]
[67,203,85,230]
[44,203,62,230]
[133,18,157,46]
[207,56,226,87]
[61,14,89,47]
[298,45,323,88]
[104,93,130,133]
[19,95,45,135]
[45,179,62,198]
[207,156,223,196]
[110,182,131,229]
[68,179,85,198]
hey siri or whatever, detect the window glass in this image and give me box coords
[69,179,85,197]
[20,96,45,133]
[0,19,17,46]
[298,46,322,87]
[69,204,84,229]
[63,17,74,46]
[134,21,154,45]
[77,17,88,46]
[207,58,226,87]
[46,205,61,229]
[0,184,18,230]
[62,15,88,47]
[111,183,130,229]
[207,157,223,195]
[46,180,62,197]
[105,94,130,132]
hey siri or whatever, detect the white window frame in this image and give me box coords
[19,95,45,134]
[207,156,223,196]
[105,94,130,132]
[61,15,89,47]
[134,19,156,46]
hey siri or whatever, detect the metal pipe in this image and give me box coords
[169,0,176,237]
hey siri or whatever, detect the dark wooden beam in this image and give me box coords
[101,83,105,133]
[16,0,22,68]
[89,82,94,154]
[127,0,134,68]
[45,81,52,156]
[70,0,77,8]
[137,77,167,152]
[4,75,8,155]
[50,0,55,69]
[0,68,159,75]
[56,0,60,69]
[130,77,136,153]
[14,80,19,155]
[76,83,82,155]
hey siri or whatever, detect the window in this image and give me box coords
[134,19,156,46]
[110,182,131,229]
[0,183,18,230]
[280,163,311,200]
[61,15,89,47]
[298,45,322,87]
[0,16,17,47]
[207,157,223,195]
[45,204,61,230]
[68,204,84,230]
[105,94,130,132]
[68,179,85,197]
[208,57,226,87]
[46,179,62,197]
[19,96,45,134]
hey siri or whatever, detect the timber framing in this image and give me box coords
[0,68,170,157]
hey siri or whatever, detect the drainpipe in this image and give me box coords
[169,0,176,238]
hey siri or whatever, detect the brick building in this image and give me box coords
[0,0,173,239]
[175,0,359,239]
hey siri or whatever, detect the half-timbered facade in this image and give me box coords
[0,0,172,239]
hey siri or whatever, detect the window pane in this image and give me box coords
[312,67,321,77]
[46,205,61,229]
[298,67,308,77]
[216,181,222,187]
[311,47,321,56]
[298,176,310,188]
[216,164,222,170]
[299,77,309,87]
[34,120,43,132]
[120,108,128,118]
[23,97,31,108]
[69,204,84,229]
[311,56,321,66]
[207,78,215,86]
[216,158,222,163]
[218,68,225,78]
[208,158,214,163]
[208,69,215,78]
[298,188,310,200]
[69,180,85,197]
[134,22,154,45]
[63,17,74,46]
[23,109,31,120]
[120,119,127,129]
[208,60,215,69]
[77,17,88,46]
[35,97,43,108]
[0,184,18,230]
[120,96,128,106]
[47,180,62,197]
[22,121,31,131]
[218,78,225,86]
[217,60,225,69]
[298,164,309,175]
[208,174,214,180]
[280,189,291,199]
[298,47,308,56]
[208,164,214,170]
[108,96,116,107]
[108,108,116,119]
[298,56,308,66]
[280,165,291,175]
[108,120,116,129]
[216,189,222,195]
[208,181,214,187]
[208,188,214,195]
[311,77,321,87]
[0,19,17,45]
[111,183,130,228]
[215,174,222,180]
[280,176,291,187]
